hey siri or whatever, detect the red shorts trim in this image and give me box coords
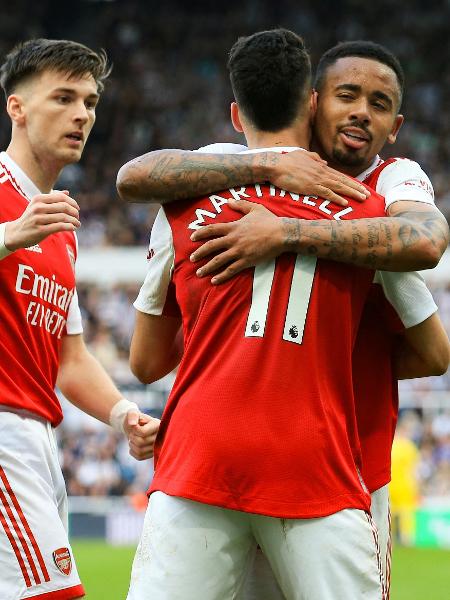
[0,465,50,583]
[24,584,85,599]
[0,497,32,587]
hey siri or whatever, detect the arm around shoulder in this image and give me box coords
[116,149,273,205]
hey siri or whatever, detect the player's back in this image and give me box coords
[144,180,386,519]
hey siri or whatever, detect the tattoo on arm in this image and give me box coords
[278,208,448,270]
[136,151,280,202]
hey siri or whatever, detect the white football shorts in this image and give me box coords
[240,484,391,600]
[370,485,391,597]
[127,491,385,600]
[0,409,84,599]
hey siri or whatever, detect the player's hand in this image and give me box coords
[124,411,160,460]
[190,198,284,284]
[269,150,369,206]
[4,190,80,251]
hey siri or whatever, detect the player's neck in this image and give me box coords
[245,125,310,151]
[6,139,62,194]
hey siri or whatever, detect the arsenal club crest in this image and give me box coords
[53,547,72,576]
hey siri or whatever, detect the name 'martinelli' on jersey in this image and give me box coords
[187,184,353,230]
[15,263,74,338]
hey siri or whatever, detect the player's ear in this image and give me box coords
[387,114,404,145]
[230,102,244,133]
[7,94,26,126]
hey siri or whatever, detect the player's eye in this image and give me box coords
[372,101,388,111]
[337,93,354,101]
[57,96,71,104]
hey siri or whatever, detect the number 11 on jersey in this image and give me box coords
[245,255,317,345]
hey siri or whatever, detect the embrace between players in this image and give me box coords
[0,28,448,600]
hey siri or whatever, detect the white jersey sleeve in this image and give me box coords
[134,208,175,315]
[374,271,437,328]
[375,159,435,209]
[0,222,13,260]
[196,143,248,154]
[66,289,83,334]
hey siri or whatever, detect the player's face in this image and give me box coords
[312,57,404,175]
[18,70,99,167]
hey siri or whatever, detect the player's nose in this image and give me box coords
[348,98,371,124]
[72,100,89,124]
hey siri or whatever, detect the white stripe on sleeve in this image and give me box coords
[375,270,437,328]
[134,208,175,315]
[66,289,83,334]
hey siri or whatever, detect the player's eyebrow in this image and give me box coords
[335,83,361,93]
[52,87,100,100]
[371,90,393,109]
[335,84,394,108]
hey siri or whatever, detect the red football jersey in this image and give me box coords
[353,286,402,492]
[0,156,79,426]
[135,176,386,518]
[354,157,435,492]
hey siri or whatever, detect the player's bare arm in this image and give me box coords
[116,148,369,207]
[2,191,80,252]
[189,198,449,283]
[57,333,160,460]
[394,313,450,379]
[130,311,182,384]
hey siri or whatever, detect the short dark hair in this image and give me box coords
[0,38,111,100]
[227,29,311,132]
[314,41,404,105]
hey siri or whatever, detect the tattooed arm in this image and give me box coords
[189,199,449,281]
[116,149,369,206]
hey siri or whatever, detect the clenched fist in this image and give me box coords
[124,410,161,460]
[4,190,80,251]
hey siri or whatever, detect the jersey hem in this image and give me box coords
[366,472,391,494]
[0,404,62,428]
[23,583,85,599]
[148,481,371,518]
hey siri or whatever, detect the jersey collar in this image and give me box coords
[355,155,384,182]
[0,151,42,201]
[241,146,305,154]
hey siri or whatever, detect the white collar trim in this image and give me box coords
[0,151,42,201]
[356,155,384,182]
[240,146,305,154]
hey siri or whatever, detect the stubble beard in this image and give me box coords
[331,145,367,169]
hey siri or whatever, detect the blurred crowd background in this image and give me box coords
[0,0,449,545]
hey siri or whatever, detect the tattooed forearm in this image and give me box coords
[117,150,278,204]
[281,218,301,248]
[393,209,449,249]
[277,211,446,271]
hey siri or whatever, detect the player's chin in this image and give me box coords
[333,145,368,168]
[60,147,84,164]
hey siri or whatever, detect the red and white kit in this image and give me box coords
[0,152,84,599]
[352,155,437,594]
[208,146,437,600]
[130,148,389,600]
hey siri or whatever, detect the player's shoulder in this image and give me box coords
[364,156,434,202]
[196,142,247,154]
[367,156,427,180]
